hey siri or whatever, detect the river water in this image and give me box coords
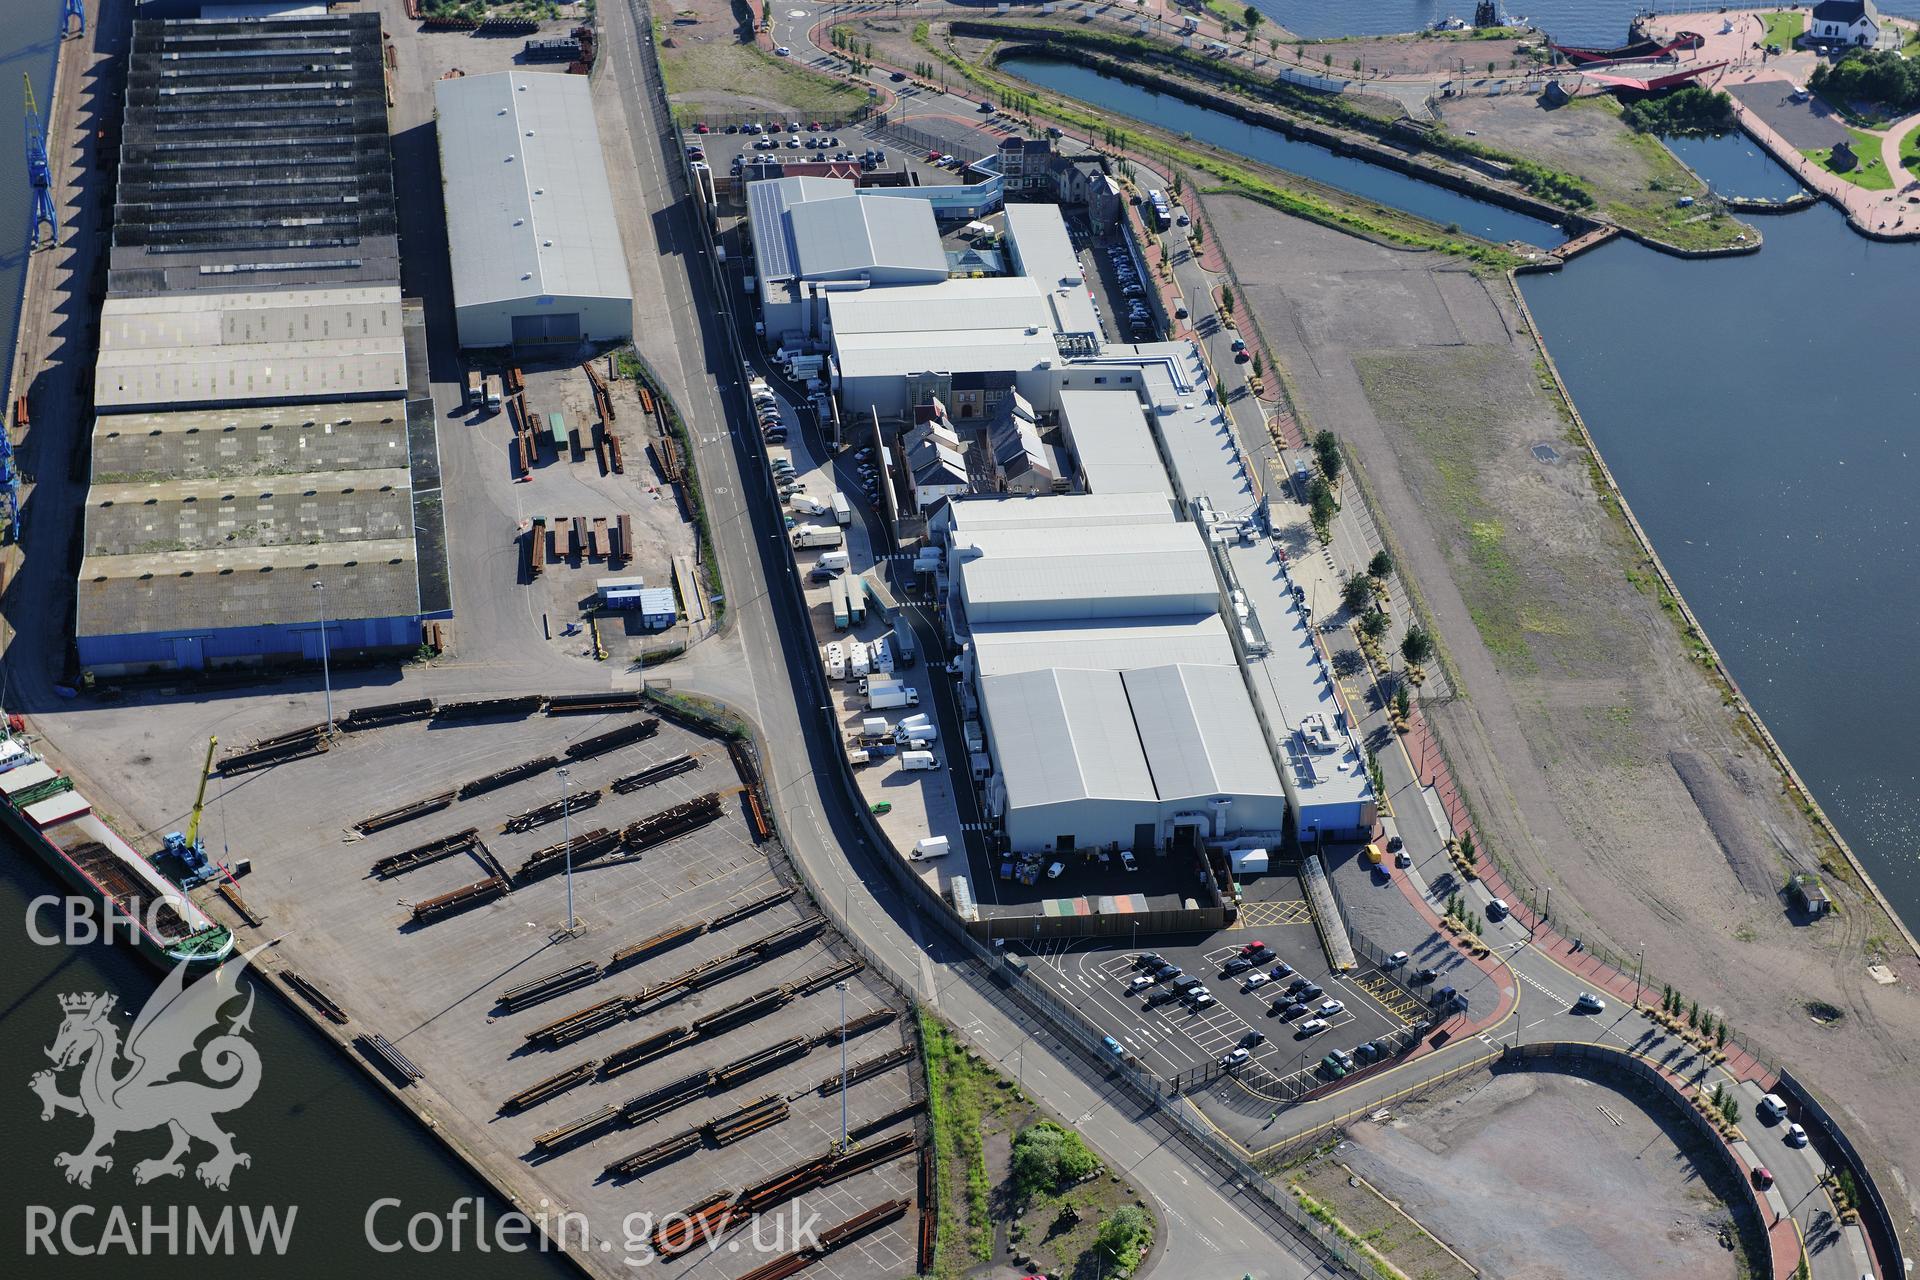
[999,51,1920,928]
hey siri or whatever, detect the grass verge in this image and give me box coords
[656,29,864,117]
[1801,124,1894,190]
[921,1010,996,1274]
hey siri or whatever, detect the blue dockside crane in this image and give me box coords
[24,75,57,249]
[62,0,84,38]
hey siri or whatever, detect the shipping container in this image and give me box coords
[831,492,852,526]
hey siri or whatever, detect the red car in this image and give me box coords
[926,149,942,162]
[1751,1166,1774,1190]
[694,122,709,133]
[1238,940,1267,957]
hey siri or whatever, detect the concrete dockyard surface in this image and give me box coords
[5,0,1920,1278]
[208,709,925,1279]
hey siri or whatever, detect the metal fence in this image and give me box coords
[1776,1068,1907,1279]
[870,118,990,167]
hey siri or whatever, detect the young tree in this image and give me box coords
[1721,1095,1741,1126]
[1307,478,1337,540]
[1715,1019,1727,1047]
[1219,283,1234,313]
[1359,609,1391,642]
[1368,549,1395,581]
[1340,571,1376,616]
[1401,624,1434,668]
[1393,683,1411,721]
[1312,428,1342,484]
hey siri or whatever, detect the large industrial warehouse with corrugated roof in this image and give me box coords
[73,11,447,676]
[938,493,1290,854]
[434,71,633,349]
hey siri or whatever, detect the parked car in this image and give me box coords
[1126,975,1152,993]
[1413,967,1440,985]
[1354,1042,1379,1064]
[1242,973,1271,991]
[1220,1047,1250,1069]
[1319,1052,1349,1079]
[1222,956,1256,976]
[1751,1166,1774,1189]
[1317,999,1346,1018]
[1275,1000,1309,1020]
[1296,1018,1329,1038]
[1188,992,1216,1009]
[1396,849,1413,868]
[694,122,710,133]
[1119,850,1137,872]
[1133,952,1162,969]
[1385,951,1409,968]
[1296,982,1323,1001]
[1240,1030,1266,1049]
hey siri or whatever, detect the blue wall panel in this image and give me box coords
[78,615,421,672]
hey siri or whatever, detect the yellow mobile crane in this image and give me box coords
[160,736,221,887]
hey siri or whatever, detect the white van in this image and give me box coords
[900,750,937,771]
[1758,1093,1789,1122]
[911,836,952,861]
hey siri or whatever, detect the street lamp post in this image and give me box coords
[1634,944,1645,1008]
[311,581,333,731]
[560,767,578,935]
[835,981,850,1151]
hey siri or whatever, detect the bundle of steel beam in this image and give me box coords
[610,754,698,793]
[342,698,434,729]
[434,695,546,721]
[514,827,621,882]
[219,729,330,774]
[650,1192,732,1258]
[607,921,704,970]
[710,1038,810,1090]
[747,915,826,958]
[690,987,793,1038]
[564,718,658,760]
[618,1069,713,1127]
[280,971,347,1024]
[410,876,507,922]
[814,1044,915,1095]
[497,962,602,1011]
[525,996,635,1048]
[357,1033,423,1084]
[811,1007,897,1048]
[598,1025,695,1078]
[457,755,560,799]
[354,790,457,835]
[707,886,796,931]
[372,827,481,879]
[532,1104,621,1154]
[602,1127,702,1181]
[620,792,723,852]
[705,1093,788,1147]
[792,957,863,995]
[503,789,602,834]
[499,1062,598,1114]
[545,691,646,715]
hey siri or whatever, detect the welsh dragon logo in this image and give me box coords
[30,945,266,1190]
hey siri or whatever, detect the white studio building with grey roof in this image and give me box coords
[435,72,633,349]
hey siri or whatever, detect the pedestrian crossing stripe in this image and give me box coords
[960,822,992,832]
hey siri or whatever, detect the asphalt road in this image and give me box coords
[599,1,1341,1274]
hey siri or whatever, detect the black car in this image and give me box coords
[1285,977,1311,995]
[1151,965,1182,983]
[1221,956,1256,976]
[1239,1030,1266,1049]
[1145,988,1180,1007]
[1413,967,1440,985]
[1295,982,1323,1001]
[890,70,907,82]
[1275,1000,1309,1019]
[1386,835,1404,853]
[1133,952,1162,969]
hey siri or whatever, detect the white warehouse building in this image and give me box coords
[940,494,1290,854]
[434,72,633,349]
